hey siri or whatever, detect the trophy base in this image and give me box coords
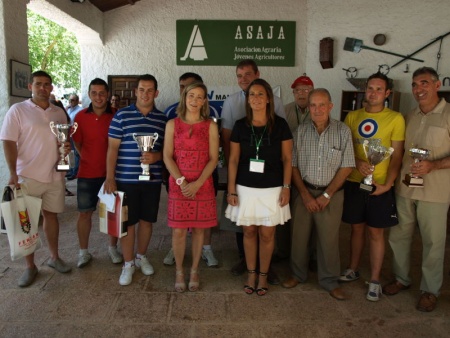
[138,175,151,181]
[56,164,70,171]
[359,182,375,193]
[403,174,424,188]
[402,174,423,188]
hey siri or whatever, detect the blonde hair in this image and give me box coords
[176,82,210,120]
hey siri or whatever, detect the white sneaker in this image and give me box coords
[163,248,175,266]
[135,256,154,276]
[366,281,382,301]
[77,252,92,268]
[202,248,218,267]
[119,265,135,286]
[108,246,123,264]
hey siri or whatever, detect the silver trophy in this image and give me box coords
[403,146,430,188]
[49,122,78,171]
[133,133,159,181]
[360,139,394,193]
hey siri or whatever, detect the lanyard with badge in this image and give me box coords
[249,124,266,173]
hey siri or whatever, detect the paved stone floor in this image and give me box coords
[0,179,449,337]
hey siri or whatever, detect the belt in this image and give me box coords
[303,180,327,191]
[303,180,344,192]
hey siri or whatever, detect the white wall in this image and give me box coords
[79,0,450,118]
[0,0,30,187]
[305,0,450,117]
[82,0,308,111]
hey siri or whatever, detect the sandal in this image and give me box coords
[256,272,269,296]
[188,269,199,292]
[175,269,186,293]
[244,270,256,295]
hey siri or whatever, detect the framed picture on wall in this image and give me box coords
[10,60,31,98]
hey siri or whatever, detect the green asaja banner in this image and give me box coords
[176,20,296,67]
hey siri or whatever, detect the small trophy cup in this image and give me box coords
[133,133,159,181]
[50,122,78,171]
[403,146,430,188]
[360,139,394,193]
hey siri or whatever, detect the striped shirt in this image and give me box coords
[108,104,167,184]
[292,119,355,186]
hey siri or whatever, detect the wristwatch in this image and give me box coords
[176,176,186,186]
[322,192,331,200]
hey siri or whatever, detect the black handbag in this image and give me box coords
[1,186,14,233]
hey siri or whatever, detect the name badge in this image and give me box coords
[249,158,265,173]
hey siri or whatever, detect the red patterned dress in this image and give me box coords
[167,118,217,228]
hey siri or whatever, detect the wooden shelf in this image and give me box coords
[340,91,401,122]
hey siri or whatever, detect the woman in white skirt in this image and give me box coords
[225,78,293,296]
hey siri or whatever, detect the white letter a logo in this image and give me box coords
[180,25,208,61]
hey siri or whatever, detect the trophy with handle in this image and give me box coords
[49,122,78,171]
[359,139,394,193]
[403,146,430,188]
[133,133,159,181]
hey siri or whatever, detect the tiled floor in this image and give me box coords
[0,180,449,337]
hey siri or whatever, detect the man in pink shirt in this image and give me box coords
[1,70,72,287]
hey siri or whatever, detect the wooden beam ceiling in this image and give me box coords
[88,0,140,12]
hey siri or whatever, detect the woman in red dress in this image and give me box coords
[163,82,219,292]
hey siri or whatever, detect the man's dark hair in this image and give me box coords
[236,59,258,74]
[366,72,392,91]
[412,67,440,81]
[89,78,109,92]
[137,74,158,90]
[30,70,52,84]
[179,72,203,83]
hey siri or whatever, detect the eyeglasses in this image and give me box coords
[293,89,310,94]
[69,99,77,102]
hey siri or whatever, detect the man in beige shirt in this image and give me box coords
[284,75,314,132]
[385,67,450,312]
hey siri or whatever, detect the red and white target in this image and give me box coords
[358,119,378,138]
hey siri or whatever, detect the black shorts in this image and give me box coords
[342,181,398,228]
[116,182,161,226]
[77,177,105,212]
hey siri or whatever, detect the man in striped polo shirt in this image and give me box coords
[105,74,167,286]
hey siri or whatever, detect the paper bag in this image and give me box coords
[1,187,42,261]
[99,191,128,238]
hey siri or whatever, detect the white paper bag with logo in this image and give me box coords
[0,187,42,261]
[99,191,128,238]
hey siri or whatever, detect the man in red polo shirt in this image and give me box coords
[72,78,123,268]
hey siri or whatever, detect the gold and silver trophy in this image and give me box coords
[49,122,78,171]
[360,139,394,193]
[403,146,430,188]
[133,133,159,181]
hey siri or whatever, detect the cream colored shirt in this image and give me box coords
[396,98,450,203]
[284,101,310,133]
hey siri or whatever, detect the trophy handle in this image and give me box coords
[362,140,369,162]
[49,121,58,137]
[382,147,395,162]
[70,122,78,137]
[132,133,138,142]
[153,132,159,143]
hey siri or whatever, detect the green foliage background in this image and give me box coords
[27,10,81,91]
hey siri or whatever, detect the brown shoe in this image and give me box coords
[383,280,410,296]
[416,292,437,312]
[329,287,348,300]
[282,276,299,289]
